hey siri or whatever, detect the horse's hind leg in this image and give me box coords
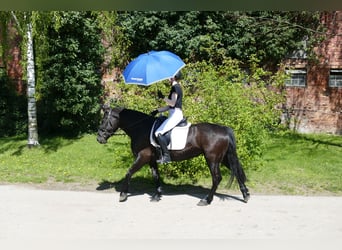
[198,161,222,206]
[223,129,250,203]
[223,152,250,203]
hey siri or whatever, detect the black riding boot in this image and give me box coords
[156,134,171,163]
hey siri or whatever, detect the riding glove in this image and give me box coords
[157,90,165,99]
[150,110,159,116]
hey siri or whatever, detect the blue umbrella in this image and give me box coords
[122,50,186,86]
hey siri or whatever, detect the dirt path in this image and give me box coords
[0,184,341,248]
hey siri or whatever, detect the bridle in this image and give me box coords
[98,109,119,136]
[101,108,153,136]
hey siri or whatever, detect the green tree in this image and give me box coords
[0,12,10,67]
[0,68,27,136]
[94,11,131,69]
[38,11,104,134]
[0,12,28,137]
[118,11,323,68]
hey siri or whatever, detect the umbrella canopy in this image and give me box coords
[122,50,186,86]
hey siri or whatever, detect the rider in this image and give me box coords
[151,71,184,163]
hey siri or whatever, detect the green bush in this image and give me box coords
[0,69,27,136]
[182,57,285,171]
[37,12,104,135]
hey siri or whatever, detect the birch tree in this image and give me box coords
[11,11,40,147]
[26,21,39,146]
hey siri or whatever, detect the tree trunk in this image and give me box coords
[26,22,39,147]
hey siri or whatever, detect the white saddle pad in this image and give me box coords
[150,122,191,150]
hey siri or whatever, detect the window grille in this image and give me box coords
[285,69,307,87]
[329,69,342,87]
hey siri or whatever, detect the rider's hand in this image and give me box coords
[157,90,164,99]
[150,110,159,117]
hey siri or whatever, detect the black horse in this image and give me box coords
[97,106,250,206]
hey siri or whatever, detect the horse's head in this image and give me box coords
[97,105,123,144]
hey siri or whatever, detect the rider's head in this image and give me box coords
[174,70,182,80]
[170,70,182,83]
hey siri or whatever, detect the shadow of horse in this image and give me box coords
[96,176,246,203]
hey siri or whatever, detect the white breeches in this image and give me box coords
[155,108,183,136]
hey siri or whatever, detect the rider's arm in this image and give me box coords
[157,106,170,113]
[163,92,178,108]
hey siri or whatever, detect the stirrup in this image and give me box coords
[157,155,171,164]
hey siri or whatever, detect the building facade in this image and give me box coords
[283,11,342,135]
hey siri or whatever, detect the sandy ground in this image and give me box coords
[0,184,341,249]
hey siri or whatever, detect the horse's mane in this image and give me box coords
[117,108,155,137]
[118,108,153,127]
[120,108,149,119]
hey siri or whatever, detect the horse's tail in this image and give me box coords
[225,127,247,188]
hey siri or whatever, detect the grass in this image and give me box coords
[0,132,342,195]
[247,132,342,195]
[0,134,140,185]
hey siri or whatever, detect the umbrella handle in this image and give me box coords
[157,90,165,99]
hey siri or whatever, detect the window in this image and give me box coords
[329,69,342,87]
[285,69,307,87]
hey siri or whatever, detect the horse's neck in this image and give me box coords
[121,109,146,122]
[120,109,152,135]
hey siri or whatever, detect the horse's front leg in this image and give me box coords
[150,161,162,202]
[119,155,146,202]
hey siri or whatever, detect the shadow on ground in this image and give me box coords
[0,134,81,156]
[96,176,246,203]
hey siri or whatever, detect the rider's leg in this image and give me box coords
[156,133,171,163]
[154,108,183,163]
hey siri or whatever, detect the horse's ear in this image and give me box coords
[113,106,124,113]
[102,104,110,111]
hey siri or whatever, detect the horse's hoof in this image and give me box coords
[197,199,210,206]
[150,194,161,202]
[243,193,250,203]
[119,192,128,202]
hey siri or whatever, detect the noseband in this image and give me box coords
[99,109,120,136]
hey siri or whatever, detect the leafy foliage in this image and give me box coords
[94,11,131,69]
[0,11,11,66]
[0,13,27,136]
[0,10,324,139]
[181,57,285,174]
[37,12,105,134]
[0,69,27,136]
[118,11,322,68]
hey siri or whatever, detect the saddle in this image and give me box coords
[150,116,191,150]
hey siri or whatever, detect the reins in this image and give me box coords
[112,113,153,136]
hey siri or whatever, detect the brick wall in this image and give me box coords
[284,11,342,135]
[0,21,24,93]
